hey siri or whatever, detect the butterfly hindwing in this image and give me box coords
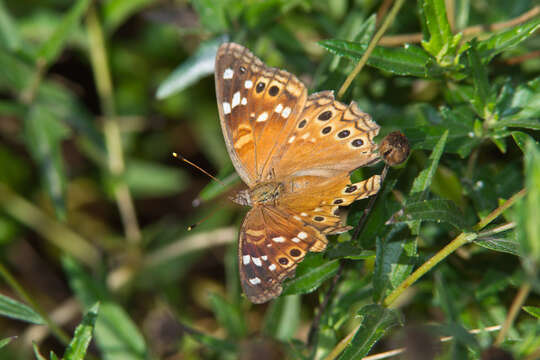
[239,206,327,303]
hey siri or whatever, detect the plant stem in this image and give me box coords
[337,0,406,99]
[86,5,141,244]
[383,231,477,307]
[473,188,526,232]
[0,261,70,345]
[378,6,540,46]
[495,282,531,346]
[0,183,99,266]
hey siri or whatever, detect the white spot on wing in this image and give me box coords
[288,136,295,144]
[241,97,247,105]
[244,80,253,89]
[282,107,292,118]
[242,255,250,265]
[269,264,277,271]
[292,237,300,243]
[301,212,307,217]
[261,255,268,261]
[231,91,241,108]
[256,112,268,122]
[272,236,285,243]
[223,102,231,114]
[252,257,262,267]
[301,133,310,140]
[298,232,308,239]
[249,277,261,285]
[223,68,234,79]
[275,104,283,113]
[293,215,301,221]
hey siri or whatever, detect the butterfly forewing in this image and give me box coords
[215,43,307,185]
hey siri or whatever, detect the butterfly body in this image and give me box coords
[215,43,383,303]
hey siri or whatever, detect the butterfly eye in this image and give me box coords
[256,82,266,93]
[318,110,332,121]
[239,66,247,74]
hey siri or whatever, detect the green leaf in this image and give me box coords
[0,294,45,325]
[319,39,442,78]
[478,16,540,63]
[282,254,339,295]
[373,237,417,302]
[36,0,91,64]
[0,336,17,349]
[337,304,402,359]
[50,351,61,360]
[63,303,99,360]
[408,130,448,233]
[101,0,155,33]
[522,306,540,319]
[32,343,47,360]
[208,293,246,339]
[191,0,228,33]
[492,118,540,131]
[467,41,492,118]
[0,51,33,92]
[125,160,188,197]
[420,0,452,54]
[24,104,70,220]
[156,37,224,99]
[411,130,448,196]
[326,242,375,260]
[474,236,521,257]
[62,257,149,360]
[515,139,540,278]
[0,0,21,51]
[511,131,534,153]
[262,295,301,341]
[394,199,468,230]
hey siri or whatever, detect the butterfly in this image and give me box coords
[215,43,383,303]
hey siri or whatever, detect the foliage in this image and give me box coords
[0,0,539,359]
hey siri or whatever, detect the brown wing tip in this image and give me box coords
[244,282,283,304]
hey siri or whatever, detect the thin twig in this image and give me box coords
[495,282,531,346]
[477,222,516,238]
[378,6,540,46]
[337,0,406,98]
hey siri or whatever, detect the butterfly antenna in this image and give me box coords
[187,206,223,231]
[172,152,226,187]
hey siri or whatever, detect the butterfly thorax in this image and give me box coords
[231,182,284,207]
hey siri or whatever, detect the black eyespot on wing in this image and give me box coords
[298,119,307,128]
[318,111,332,121]
[279,257,289,265]
[268,86,279,96]
[256,82,266,93]
[338,130,350,138]
[351,139,364,147]
[322,126,332,134]
[345,185,357,193]
[239,66,247,74]
[290,249,301,257]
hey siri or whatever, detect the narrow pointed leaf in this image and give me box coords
[263,295,301,341]
[337,304,403,359]
[394,199,468,230]
[0,294,45,325]
[522,306,540,319]
[0,336,17,349]
[63,303,99,360]
[36,0,91,64]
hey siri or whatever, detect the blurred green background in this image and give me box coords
[0,0,539,359]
